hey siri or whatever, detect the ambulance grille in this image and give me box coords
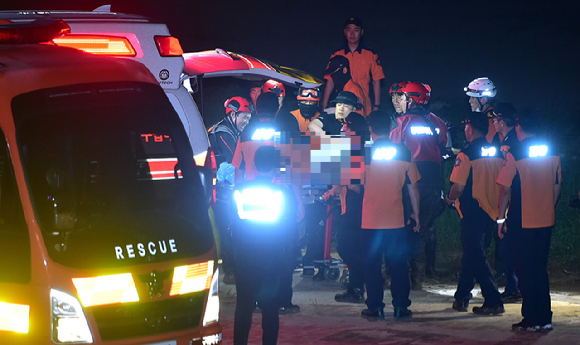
[92,292,206,341]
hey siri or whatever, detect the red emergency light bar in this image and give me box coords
[154,35,183,56]
[0,19,70,44]
[53,34,136,56]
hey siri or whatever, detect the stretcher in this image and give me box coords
[312,195,349,287]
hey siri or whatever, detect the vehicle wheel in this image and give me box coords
[339,269,350,290]
[324,267,340,282]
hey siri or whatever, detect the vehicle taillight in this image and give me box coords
[0,19,70,44]
[204,148,218,203]
[52,34,136,56]
[154,35,184,56]
[194,150,208,167]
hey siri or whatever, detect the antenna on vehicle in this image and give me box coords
[93,4,111,12]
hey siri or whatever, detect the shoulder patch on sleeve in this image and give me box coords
[454,157,462,167]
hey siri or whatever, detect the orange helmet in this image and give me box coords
[262,79,285,97]
[224,96,252,114]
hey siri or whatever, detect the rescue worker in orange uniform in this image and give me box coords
[490,102,522,303]
[497,111,561,333]
[232,91,303,315]
[464,77,505,283]
[232,145,299,345]
[322,55,368,116]
[332,112,369,303]
[290,87,322,133]
[261,79,300,135]
[360,111,420,321]
[464,77,501,144]
[447,113,504,315]
[322,17,384,115]
[249,80,262,110]
[232,92,279,184]
[389,81,450,285]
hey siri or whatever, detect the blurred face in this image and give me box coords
[335,103,355,119]
[469,96,488,112]
[492,117,502,133]
[464,123,475,142]
[234,112,251,131]
[250,87,261,107]
[344,24,363,45]
[391,93,407,114]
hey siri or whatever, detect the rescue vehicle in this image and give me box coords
[0,19,221,345]
[0,6,324,168]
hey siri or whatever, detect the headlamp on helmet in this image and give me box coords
[464,77,497,98]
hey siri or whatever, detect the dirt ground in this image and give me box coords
[216,262,580,345]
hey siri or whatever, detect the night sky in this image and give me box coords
[3,0,579,120]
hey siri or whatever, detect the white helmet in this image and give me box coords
[464,77,496,98]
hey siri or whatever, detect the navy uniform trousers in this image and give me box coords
[454,207,502,306]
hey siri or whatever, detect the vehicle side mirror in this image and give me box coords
[197,166,213,206]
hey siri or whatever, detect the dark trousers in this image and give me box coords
[279,224,299,306]
[493,231,505,276]
[362,228,411,311]
[302,202,327,267]
[500,228,519,294]
[337,218,364,292]
[234,249,282,345]
[513,226,552,326]
[213,196,234,274]
[407,183,443,274]
[454,209,502,306]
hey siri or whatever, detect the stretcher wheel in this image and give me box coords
[324,267,340,282]
[339,269,350,290]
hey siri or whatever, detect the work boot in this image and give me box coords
[393,307,413,320]
[501,290,522,303]
[335,289,365,304]
[512,318,537,332]
[452,299,469,312]
[361,308,384,321]
[472,304,505,315]
[279,303,300,314]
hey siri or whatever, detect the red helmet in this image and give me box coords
[296,87,321,102]
[389,81,431,105]
[262,79,286,97]
[224,96,252,114]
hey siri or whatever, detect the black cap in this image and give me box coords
[344,17,363,29]
[492,102,517,121]
[329,91,363,110]
[366,110,390,135]
[344,112,368,132]
[461,113,489,134]
[324,55,350,75]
